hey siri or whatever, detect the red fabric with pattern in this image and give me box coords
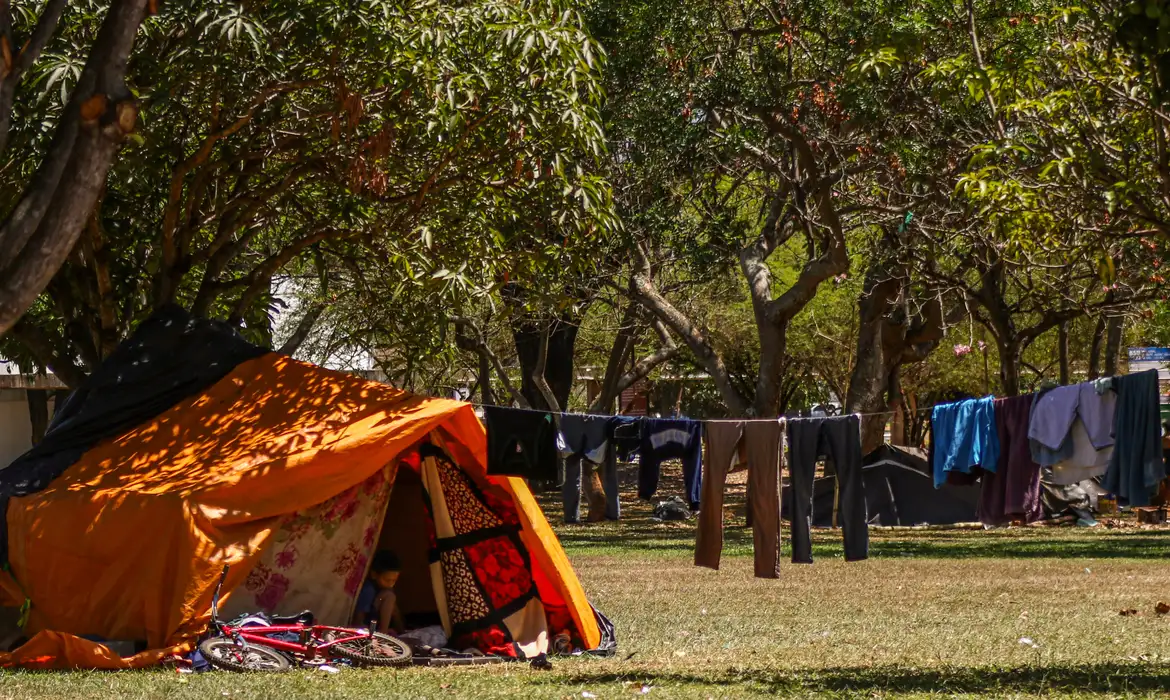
[421,447,544,658]
[464,536,533,610]
[455,624,513,656]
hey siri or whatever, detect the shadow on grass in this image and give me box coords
[548,662,1170,694]
[555,521,1170,560]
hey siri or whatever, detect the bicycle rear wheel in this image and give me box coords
[200,636,291,672]
[331,632,412,667]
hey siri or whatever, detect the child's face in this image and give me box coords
[374,569,400,589]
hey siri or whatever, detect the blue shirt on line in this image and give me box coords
[932,396,1000,488]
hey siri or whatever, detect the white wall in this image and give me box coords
[0,390,33,469]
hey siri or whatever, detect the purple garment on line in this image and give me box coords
[980,395,1043,526]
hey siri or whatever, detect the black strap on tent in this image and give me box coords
[0,305,269,564]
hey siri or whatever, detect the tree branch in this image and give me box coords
[452,316,529,408]
[8,318,88,388]
[0,0,68,154]
[627,243,751,415]
[0,0,149,339]
[278,301,327,356]
[225,228,336,323]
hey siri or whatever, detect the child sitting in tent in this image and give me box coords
[352,551,403,634]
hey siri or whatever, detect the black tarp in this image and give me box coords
[0,306,268,560]
[782,444,981,526]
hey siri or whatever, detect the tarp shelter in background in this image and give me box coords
[0,307,603,669]
[782,444,981,527]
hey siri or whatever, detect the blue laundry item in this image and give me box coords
[1028,382,1117,466]
[1028,385,1081,450]
[638,418,703,508]
[558,414,611,524]
[1104,370,1166,506]
[931,397,1000,488]
[1077,381,1117,450]
[601,417,640,520]
[609,416,642,462]
[1030,432,1075,467]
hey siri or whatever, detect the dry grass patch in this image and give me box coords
[2,469,1169,698]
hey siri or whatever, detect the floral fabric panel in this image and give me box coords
[222,465,396,624]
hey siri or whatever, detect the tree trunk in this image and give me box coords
[512,314,579,411]
[593,299,639,414]
[1058,321,1070,384]
[753,319,787,417]
[26,389,49,444]
[845,270,901,452]
[998,338,1021,396]
[844,231,913,452]
[477,351,494,405]
[1088,316,1105,379]
[889,366,905,447]
[1104,316,1123,376]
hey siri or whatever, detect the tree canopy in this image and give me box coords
[3,0,1169,444]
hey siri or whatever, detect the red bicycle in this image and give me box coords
[198,565,413,672]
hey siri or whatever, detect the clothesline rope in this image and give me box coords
[451,369,1146,426]
[463,400,934,422]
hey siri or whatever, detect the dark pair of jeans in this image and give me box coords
[787,415,868,563]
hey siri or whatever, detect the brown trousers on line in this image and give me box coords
[694,419,785,578]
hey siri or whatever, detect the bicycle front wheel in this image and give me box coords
[200,636,292,672]
[331,632,413,667]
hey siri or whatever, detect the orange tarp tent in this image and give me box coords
[0,354,598,668]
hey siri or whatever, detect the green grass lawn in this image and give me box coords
[3,473,1169,699]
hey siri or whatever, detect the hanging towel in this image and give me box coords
[1104,370,1166,506]
[1027,385,1081,451]
[1028,382,1116,466]
[1077,381,1117,450]
[787,415,867,563]
[1050,419,1113,485]
[931,397,1000,488]
[484,406,558,483]
[638,418,703,509]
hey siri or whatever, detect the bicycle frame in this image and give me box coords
[220,622,374,659]
[207,564,377,661]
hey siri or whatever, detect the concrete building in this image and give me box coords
[0,361,65,468]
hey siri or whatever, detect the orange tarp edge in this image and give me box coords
[0,631,186,670]
[506,477,601,650]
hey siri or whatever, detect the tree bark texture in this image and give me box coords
[845,227,951,453]
[25,388,49,444]
[1104,316,1123,376]
[1058,321,1070,385]
[512,314,579,412]
[1088,316,1106,379]
[0,0,150,339]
